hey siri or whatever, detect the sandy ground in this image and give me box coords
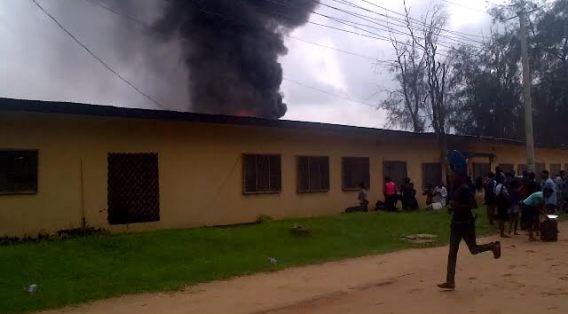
[43,222,568,314]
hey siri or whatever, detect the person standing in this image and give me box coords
[384,177,397,211]
[433,182,448,207]
[494,175,511,238]
[555,171,567,212]
[521,172,541,230]
[525,172,541,194]
[358,182,369,212]
[400,177,411,210]
[438,171,501,290]
[423,184,434,207]
[401,177,419,211]
[508,176,522,235]
[407,182,419,211]
[484,172,497,225]
[542,170,557,214]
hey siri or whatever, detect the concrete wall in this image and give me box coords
[2,111,568,237]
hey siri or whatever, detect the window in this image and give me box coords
[0,150,38,194]
[422,163,442,188]
[243,154,281,194]
[499,163,514,174]
[383,161,408,187]
[297,156,329,193]
[550,164,561,177]
[342,157,370,190]
[472,162,490,179]
[107,153,160,224]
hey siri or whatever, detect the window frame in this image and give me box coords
[421,162,442,189]
[383,161,408,187]
[107,152,160,225]
[341,156,370,191]
[242,154,282,195]
[0,149,39,195]
[296,155,330,193]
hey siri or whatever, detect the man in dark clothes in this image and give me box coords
[521,172,541,230]
[484,172,497,225]
[401,177,419,211]
[438,172,501,290]
[524,172,541,195]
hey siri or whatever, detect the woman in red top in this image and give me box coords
[384,177,398,211]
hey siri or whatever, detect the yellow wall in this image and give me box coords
[2,111,568,237]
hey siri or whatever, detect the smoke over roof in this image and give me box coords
[154,0,319,118]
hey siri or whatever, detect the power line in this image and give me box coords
[318,0,484,47]
[353,0,486,40]
[86,0,468,59]
[31,0,167,109]
[80,0,387,109]
[263,0,473,53]
[84,0,150,29]
[440,0,490,13]
[283,77,378,108]
[83,0,394,63]
[251,0,454,56]
[288,36,394,62]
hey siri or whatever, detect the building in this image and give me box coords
[1,97,567,237]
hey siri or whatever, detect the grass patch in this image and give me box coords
[0,209,494,314]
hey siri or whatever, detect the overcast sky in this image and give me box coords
[0,0,503,128]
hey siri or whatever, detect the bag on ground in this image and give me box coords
[540,218,559,242]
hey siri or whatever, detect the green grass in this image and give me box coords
[0,209,494,314]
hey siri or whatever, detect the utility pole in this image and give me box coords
[518,2,536,173]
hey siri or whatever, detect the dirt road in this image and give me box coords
[44,222,568,314]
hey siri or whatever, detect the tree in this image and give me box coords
[531,0,568,146]
[381,10,427,132]
[383,2,454,181]
[449,0,568,146]
[449,28,523,140]
[414,5,453,182]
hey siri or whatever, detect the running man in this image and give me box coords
[438,171,501,290]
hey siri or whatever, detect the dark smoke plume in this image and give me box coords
[155,0,319,118]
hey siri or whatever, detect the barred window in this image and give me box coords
[0,150,38,195]
[383,161,408,187]
[422,162,442,188]
[297,156,329,193]
[107,153,160,224]
[342,157,370,190]
[243,154,281,194]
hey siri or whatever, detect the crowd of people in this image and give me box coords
[482,167,566,241]
[353,167,568,231]
[351,165,565,290]
[354,176,445,212]
[437,166,565,290]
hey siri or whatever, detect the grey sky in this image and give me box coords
[0,0,501,128]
